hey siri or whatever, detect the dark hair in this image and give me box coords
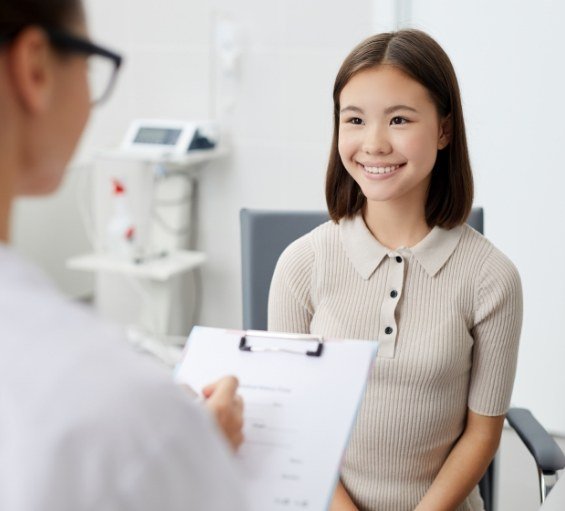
[0,0,84,40]
[325,29,473,229]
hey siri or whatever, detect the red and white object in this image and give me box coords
[106,179,136,260]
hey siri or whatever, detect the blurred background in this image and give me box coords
[11,1,565,508]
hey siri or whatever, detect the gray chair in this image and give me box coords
[240,207,565,511]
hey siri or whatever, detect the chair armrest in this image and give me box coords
[506,407,565,474]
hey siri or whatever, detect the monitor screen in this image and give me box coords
[133,127,182,146]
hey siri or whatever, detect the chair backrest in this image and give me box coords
[240,206,491,506]
[467,207,484,235]
[240,209,330,331]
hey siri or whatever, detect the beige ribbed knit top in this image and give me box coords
[268,214,522,511]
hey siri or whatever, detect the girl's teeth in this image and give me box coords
[364,164,401,174]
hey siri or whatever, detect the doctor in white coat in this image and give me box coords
[0,1,246,509]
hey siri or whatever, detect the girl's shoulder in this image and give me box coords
[275,220,337,275]
[280,220,338,257]
[458,223,521,288]
[459,223,514,262]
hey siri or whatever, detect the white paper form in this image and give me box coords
[175,327,378,511]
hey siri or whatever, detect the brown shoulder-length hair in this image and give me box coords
[326,29,473,229]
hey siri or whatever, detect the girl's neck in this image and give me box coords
[363,198,431,250]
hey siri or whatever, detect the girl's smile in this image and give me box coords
[357,161,407,178]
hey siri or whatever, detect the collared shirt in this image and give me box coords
[268,214,522,511]
[340,215,464,358]
[0,244,247,511]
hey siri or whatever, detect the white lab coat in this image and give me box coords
[0,245,247,511]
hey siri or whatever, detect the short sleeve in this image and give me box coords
[267,234,315,334]
[468,247,523,416]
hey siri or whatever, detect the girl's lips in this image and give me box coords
[358,162,406,178]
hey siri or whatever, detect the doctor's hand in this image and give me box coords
[202,376,245,452]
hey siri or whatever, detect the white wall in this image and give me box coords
[12,162,94,298]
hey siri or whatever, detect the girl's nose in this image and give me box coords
[362,125,392,155]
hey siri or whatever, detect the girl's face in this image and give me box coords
[338,65,450,209]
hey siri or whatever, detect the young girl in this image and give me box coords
[268,29,522,511]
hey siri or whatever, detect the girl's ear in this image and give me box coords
[438,114,452,150]
[8,27,55,114]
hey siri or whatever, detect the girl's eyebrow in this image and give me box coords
[339,104,419,115]
[384,104,419,114]
[340,105,364,115]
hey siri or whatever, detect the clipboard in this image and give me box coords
[175,326,378,511]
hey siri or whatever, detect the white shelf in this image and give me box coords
[67,250,206,281]
[96,147,228,170]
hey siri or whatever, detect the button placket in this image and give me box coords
[377,252,405,358]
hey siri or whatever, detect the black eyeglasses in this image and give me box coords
[0,26,123,106]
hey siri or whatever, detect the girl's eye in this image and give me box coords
[347,117,363,125]
[390,116,408,125]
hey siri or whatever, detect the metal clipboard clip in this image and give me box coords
[239,330,324,357]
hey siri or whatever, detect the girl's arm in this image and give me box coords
[414,410,505,511]
[329,481,359,511]
[415,248,520,511]
[267,237,314,334]
[329,411,504,511]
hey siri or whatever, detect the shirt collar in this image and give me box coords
[339,214,464,279]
